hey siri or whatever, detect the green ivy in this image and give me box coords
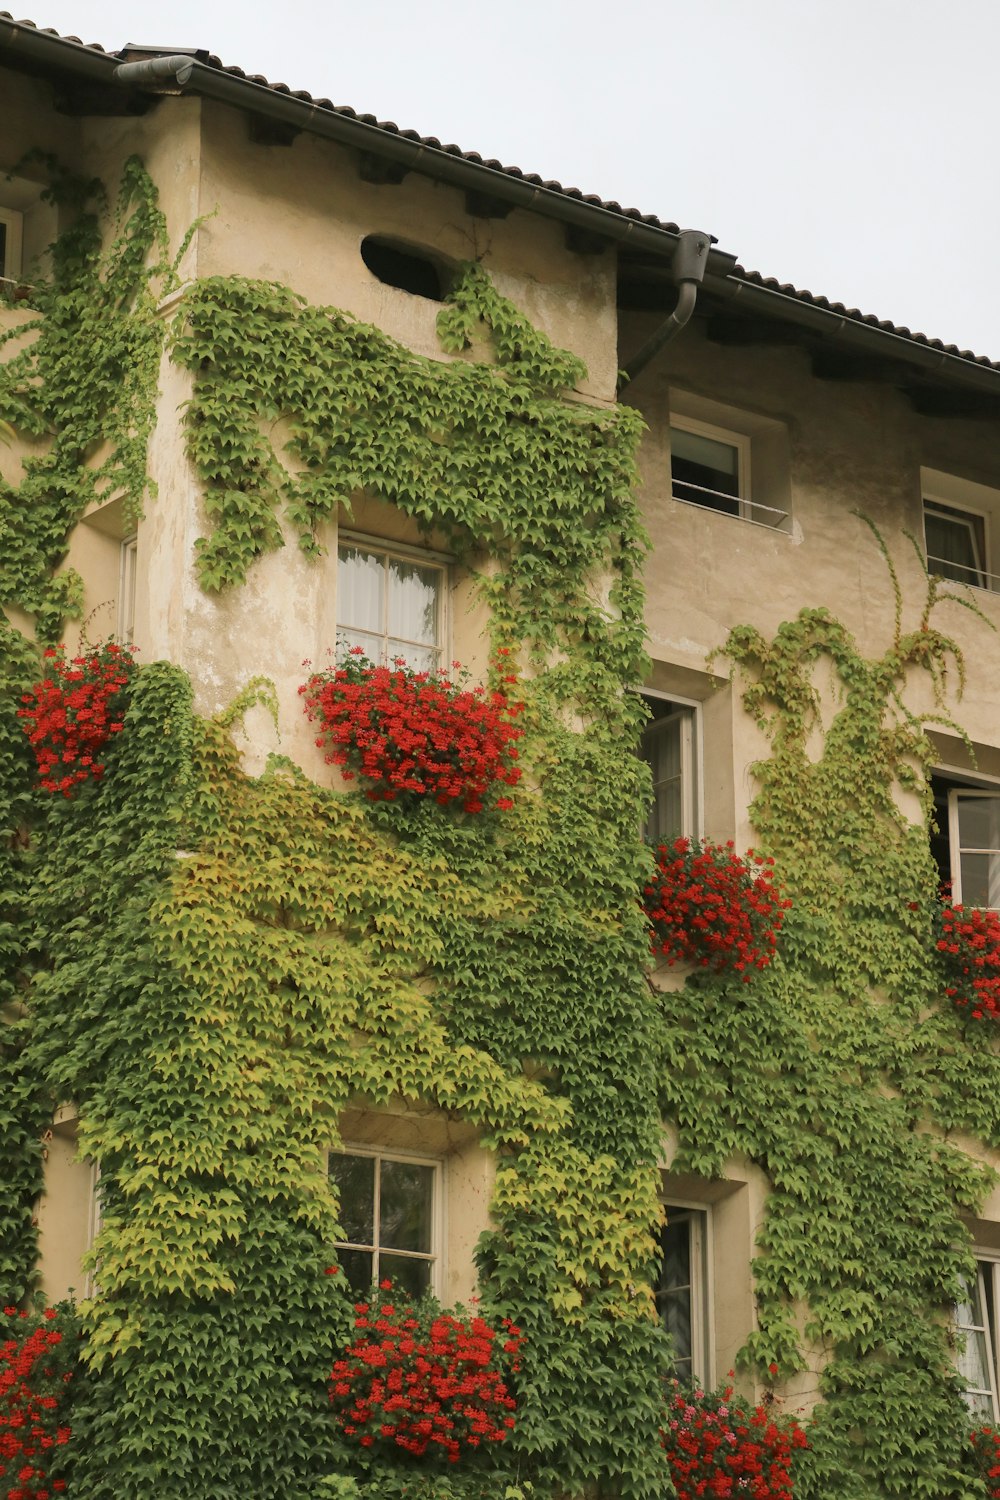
[2,164,674,1499]
[0,156,183,641]
[7,153,998,1500]
[659,532,1000,1497]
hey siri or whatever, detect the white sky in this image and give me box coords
[15,0,1000,358]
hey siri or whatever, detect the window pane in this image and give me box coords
[338,546,384,634]
[659,1215,692,1291]
[957,795,1000,852]
[641,706,694,845]
[387,558,439,646]
[959,852,1000,910]
[338,627,382,663]
[379,1160,433,1253]
[661,1288,693,1370]
[643,715,683,844]
[379,1253,432,1298]
[387,639,439,674]
[671,427,740,515]
[956,1267,999,1418]
[672,428,739,480]
[958,1325,994,1395]
[338,1247,374,1295]
[329,1152,376,1246]
[925,506,985,586]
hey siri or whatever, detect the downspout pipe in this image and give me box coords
[620,228,712,387]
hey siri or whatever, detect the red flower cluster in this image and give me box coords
[970,1424,1000,1495]
[936,903,1000,1022]
[328,1282,522,1464]
[663,1380,808,1500]
[0,1309,73,1500]
[644,838,791,979]
[300,650,523,815]
[18,642,136,797]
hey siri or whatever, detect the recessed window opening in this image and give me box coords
[360,235,451,300]
[118,536,137,645]
[337,538,445,672]
[0,207,23,284]
[657,1204,710,1384]
[956,1254,1000,1420]
[329,1147,438,1297]
[670,420,745,518]
[640,695,699,846]
[924,499,989,590]
[931,771,1000,908]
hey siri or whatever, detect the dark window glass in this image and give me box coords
[656,1208,697,1381]
[924,502,987,588]
[671,426,741,516]
[329,1152,375,1245]
[329,1151,436,1293]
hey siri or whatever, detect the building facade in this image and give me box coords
[4,15,1000,1498]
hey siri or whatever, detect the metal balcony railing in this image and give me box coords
[671,478,790,531]
[927,554,1000,593]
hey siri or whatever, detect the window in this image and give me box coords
[0,207,23,284]
[956,1256,1000,1419]
[641,696,698,845]
[360,236,453,301]
[924,500,987,589]
[329,1148,438,1297]
[922,468,1000,593]
[670,417,748,518]
[932,773,1000,908]
[657,1204,710,1384]
[118,536,137,644]
[337,539,444,672]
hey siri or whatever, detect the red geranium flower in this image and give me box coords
[300,652,523,815]
[643,837,790,981]
[18,641,136,798]
[328,1283,522,1465]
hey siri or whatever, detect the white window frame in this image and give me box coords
[945,784,1000,909]
[641,690,702,845]
[922,468,1000,593]
[329,1144,443,1296]
[669,414,752,522]
[956,1250,1000,1420]
[117,535,138,645]
[658,1199,714,1388]
[82,1161,102,1300]
[337,531,449,669]
[0,206,24,284]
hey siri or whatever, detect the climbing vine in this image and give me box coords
[0,156,182,642]
[6,150,1000,1500]
[2,161,673,1500]
[655,525,1000,1496]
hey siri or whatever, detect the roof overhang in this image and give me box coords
[3,13,1000,412]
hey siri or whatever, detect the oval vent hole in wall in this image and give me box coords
[360,236,453,300]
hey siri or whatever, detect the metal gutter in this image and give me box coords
[114,54,742,279]
[700,271,1000,396]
